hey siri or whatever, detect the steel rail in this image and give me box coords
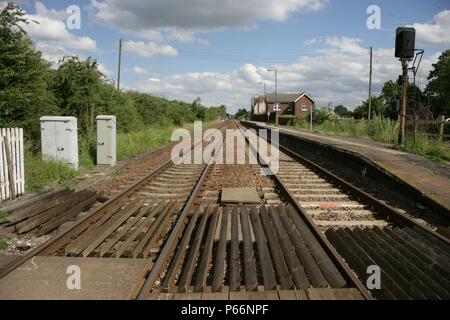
[242,121,450,245]
[0,121,229,280]
[236,121,373,300]
[136,131,225,299]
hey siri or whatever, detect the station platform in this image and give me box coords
[0,256,151,299]
[250,122,450,214]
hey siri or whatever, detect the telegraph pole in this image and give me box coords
[117,39,122,91]
[368,46,373,120]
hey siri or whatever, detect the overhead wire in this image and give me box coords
[176,48,371,64]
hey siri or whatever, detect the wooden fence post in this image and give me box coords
[439,115,445,142]
[3,134,16,200]
[0,128,24,201]
[0,135,5,200]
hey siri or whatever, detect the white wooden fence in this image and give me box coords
[0,128,25,201]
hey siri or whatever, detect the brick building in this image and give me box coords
[252,93,315,121]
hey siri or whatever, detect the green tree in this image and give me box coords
[380,80,401,119]
[219,105,227,118]
[426,50,450,117]
[235,108,250,120]
[97,84,143,132]
[353,97,385,119]
[312,108,333,124]
[51,56,103,134]
[380,80,425,120]
[0,2,56,138]
[334,105,349,117]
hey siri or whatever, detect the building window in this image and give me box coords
[274,103,281,111]
[288,103,293,111]
[302,103,308,111]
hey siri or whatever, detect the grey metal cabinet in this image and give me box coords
[40,116,79,170]
[96,115,116,166]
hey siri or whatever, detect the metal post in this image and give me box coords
[439,115,445,142]
[259,82,268,123]
[266,68,278,124]
[310,108,313,132]
[409,49,424,144]
[413,71,417,144]
[250,96,253,119]
[264,83,268,123]
[368,46,373,120]
[264,83,267,108]
[275,69,278,125]
[399,59,409,147]
[117,39,122,91]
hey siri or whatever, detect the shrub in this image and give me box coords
[312,109,333,124]
[0,240,7,250]
[25,151,78,192]
[0,211,9,219]
[402,133,450,162]
[278,115,295,125]
[293,116,307,127]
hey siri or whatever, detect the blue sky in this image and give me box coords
[8,0,450,113]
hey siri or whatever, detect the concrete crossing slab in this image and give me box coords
[0,256,151,300]
[221,187,261,204]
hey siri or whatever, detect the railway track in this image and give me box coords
[277,155,388,229]
[137,121,370,300]
[0,122,229,277]
[0,120,449,300]
[242,121,450,300]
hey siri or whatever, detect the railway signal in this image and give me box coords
[395,27,416,147]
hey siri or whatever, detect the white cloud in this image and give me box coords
[123,40,177,58]
[19,2,97,63]
[304,38,318,46]
[24,16,96,51]
[413,10,450,45]
[130,66,149,75]
[166,29,209,45]
[325,37,367,54]
[34,1,68,20]
[129,37,438,114]
[98,63,113,77]
[89,0,328,43]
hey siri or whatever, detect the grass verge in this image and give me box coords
[117,125,178,160]
[24,120,220,193]
[117,121,218,160]
[24,151,79,193]
[400,134,450,162]
[0,240,8,250]
[0,211,9,219]
[283,118,450,163]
